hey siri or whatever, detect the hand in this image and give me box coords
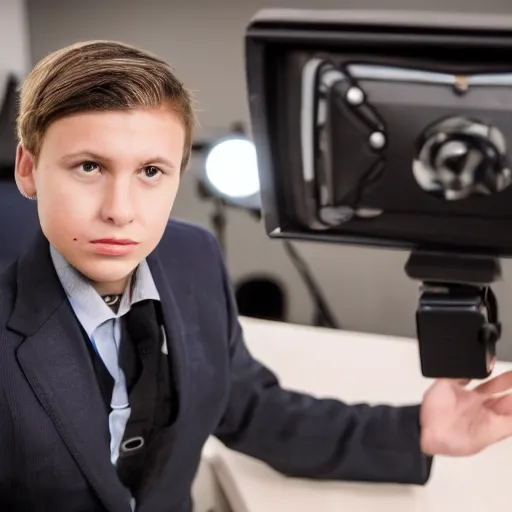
[420,371,512,457]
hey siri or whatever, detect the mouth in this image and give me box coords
[89,238,139,256]
[90,238,139,246]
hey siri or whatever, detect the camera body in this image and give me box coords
[245,9,512,254]
[245,10,512,378]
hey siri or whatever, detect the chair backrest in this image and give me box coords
[0,73,18,178]
[0,75,39,272]
[0,182,39,273]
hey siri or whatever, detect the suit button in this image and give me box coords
[121,436,145,453]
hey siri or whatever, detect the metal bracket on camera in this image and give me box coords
[405,251,502,379]
[300,58,389,230]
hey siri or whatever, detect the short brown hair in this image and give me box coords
[17,40,196,172]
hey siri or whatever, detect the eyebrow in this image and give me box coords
[58,151,177,170]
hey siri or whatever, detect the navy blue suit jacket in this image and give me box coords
[0,220,432,511]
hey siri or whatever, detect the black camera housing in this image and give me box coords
[245,10,512,378]
[245,9,512,253]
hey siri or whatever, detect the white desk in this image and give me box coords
[205,317,512,512]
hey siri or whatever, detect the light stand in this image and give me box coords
[210,197,227,256]
[405,251,502,379]
[196,180,228,255]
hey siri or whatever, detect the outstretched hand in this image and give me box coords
[420,371,512,457]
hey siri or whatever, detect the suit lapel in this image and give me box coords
[147,249,190,425]
[8,231,131,512]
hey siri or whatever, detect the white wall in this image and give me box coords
[26,0,512,360]
[0,0,30,77]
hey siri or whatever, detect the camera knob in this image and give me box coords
[346,86,365,105]
[413,117,512,200]
[435,139,487,192]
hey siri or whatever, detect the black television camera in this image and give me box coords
[244,9,512,379]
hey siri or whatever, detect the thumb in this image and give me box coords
[486,393,512,415]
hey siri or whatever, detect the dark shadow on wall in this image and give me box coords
[235,275,287,322]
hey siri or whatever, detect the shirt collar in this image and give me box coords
[50,245,160,338]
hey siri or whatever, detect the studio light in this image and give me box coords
[204,136,260,211]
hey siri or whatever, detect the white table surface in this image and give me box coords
[206,317,512,512]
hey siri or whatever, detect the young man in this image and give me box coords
[1,40,512,512]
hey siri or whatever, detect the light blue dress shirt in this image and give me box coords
[50,245,163,510]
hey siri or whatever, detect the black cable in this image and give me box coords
[282,239,340,329]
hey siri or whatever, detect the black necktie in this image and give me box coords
[116,299,162,492]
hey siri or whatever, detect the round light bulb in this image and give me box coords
[205,139,260,198]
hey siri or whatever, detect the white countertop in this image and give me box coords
[205,317,512,512]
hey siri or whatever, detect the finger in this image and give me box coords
[486,393,512,415]
[474,371,512,395]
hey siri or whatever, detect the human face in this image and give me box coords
[16,104,185,295]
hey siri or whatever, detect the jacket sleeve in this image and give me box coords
[210,236,433,485]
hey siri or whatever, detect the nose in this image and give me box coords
[100,176,135,226]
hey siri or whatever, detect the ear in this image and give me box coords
[15,143,37,200]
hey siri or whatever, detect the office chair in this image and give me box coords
[0,73,39,272]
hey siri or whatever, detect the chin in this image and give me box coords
[76,257,140,286]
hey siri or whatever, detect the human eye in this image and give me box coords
[78,161,101,174]
[141,166,163,180]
